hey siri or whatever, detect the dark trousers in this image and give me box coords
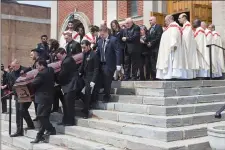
[34,102,38,115]
[52,86,64,111]
[83,79,98,113]
[36,104,54,136]
[15,101,34,132]
[140,54,150,80]
[1,95,7,113]
[96,65,114,100]
[124,52,141,79]
[62,90,76,124]
[149,51,158,80]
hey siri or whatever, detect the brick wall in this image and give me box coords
[58,1,93,33]
[117,1,129,20]
[103,0,107,21]
[1,2,50,67]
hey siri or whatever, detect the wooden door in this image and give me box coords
[191,3,212,24]
[150,12,166,27]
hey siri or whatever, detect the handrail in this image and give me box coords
[206,44,225,80]
[206,44,225,51]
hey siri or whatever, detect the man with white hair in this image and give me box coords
[178,13,199,79]
[122,18,141,80]
[193,19,211,78]
[208,24,225,77]
[156,15,188,79]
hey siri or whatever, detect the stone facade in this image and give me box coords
[1,2,50,67]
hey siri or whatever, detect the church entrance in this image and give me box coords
[172,11,190,26]
[66,19,85,33]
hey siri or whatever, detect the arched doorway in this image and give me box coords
[59,11,91,39]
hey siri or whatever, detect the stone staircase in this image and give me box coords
[1,80,225,150]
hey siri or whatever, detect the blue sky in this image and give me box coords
[18,1,51,7]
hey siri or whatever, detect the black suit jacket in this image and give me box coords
[147,24,163,52]
[58,56,78,93]
[66,40,82,55]
[36,43,50,60]
[79,50,100,83]
[124,24,141,53]
[31,67,55,104]
[96,35,121,72]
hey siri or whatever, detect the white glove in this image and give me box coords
[116,66,121,71]
[90,82,95,88]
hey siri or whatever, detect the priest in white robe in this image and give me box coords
[59,21,79,49]
[156,15,188,79]
[82,25,99,49]
[179,13,199,79]
[209,24,225,77]
[193,19,211,78]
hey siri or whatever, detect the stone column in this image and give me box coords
[212,1,225,46]
[51,1,58,40]
[143,1,154,28]
[94,1,103,26]
[107,1,117,27]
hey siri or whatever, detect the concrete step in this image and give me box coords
[111,80,225,89]
[1,142,19,150]
[91,110,225,128]
[1,131,67,150]
[1,119,212,150]
[1,120,121,150]
[2,111,225,142]
[5,104,225,128]
[94,101,225,116]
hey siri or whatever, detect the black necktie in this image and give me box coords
[101,40,106,62]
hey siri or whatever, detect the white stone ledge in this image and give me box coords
[1,14,50,24]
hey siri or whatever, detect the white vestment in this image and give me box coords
[212,31,225,77]
[82,32,97,48]
[182,21,199,79]
[156,22,188,79]
[194,27,210,77]
[59,30,79,49]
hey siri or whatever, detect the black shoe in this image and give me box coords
[33,117,38,121]
[45,127,56,136]
[10,132,23,137]
[24,126,35,131]
[215,113,222,119]
[30,136,45,143]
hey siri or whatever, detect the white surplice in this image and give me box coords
[156,22,188,79]
[59,30,79,49]
[194,27,210,77]
[212,31,225,77]
[82,32,97,48]
[182,21,199,79]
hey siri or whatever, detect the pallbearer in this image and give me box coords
[209,24,225,77]
[178,13,199,79]
[156,15,188,79]
[79,40,100,119]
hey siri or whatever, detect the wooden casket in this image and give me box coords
[14,53,83,103]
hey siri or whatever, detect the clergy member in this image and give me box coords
[156,15,188,79]
[209,24,225,77]
[193,19,211,78]
[178,13,199,79]
[59,21,79,49]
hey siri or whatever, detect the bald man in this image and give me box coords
[179,13,199,79]
[9,60,35,137]
[122,18,141,80]
[209,24,225,77]
[147,16,163,80]
[156,15,188,79]
[193,19,211,78]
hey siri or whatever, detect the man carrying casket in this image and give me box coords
[30,58,56,143]
[9,59,35,137]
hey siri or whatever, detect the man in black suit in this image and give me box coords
[64,32,82,56]
[79,40,100,118]
[30,59,56,143]
[56,48,79,126]
[147,16,163,80]
[122,18,141,80]
[96,25,121,102]
[9,60,35,137]
[36,35,50,60]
